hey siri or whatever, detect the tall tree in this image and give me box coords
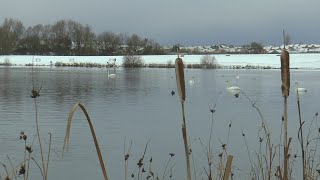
[18,24,44,54]
[50,20,72,55]
[81,25,96,55]
[0,18,24,54]
[97,32,122,55]
[126,33,142,54]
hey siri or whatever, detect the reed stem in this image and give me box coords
[34,99,46,180]
[62,103,108,180]
[23,140,26,180]
[296,90,306,180]
[283,97,288,180]
[181,102,191,180]
[45,133,52,180]
[7,155,17,180]
[223,155,233,180]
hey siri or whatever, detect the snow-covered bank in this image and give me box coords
[1,54,320,69]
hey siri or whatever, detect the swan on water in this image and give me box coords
[226,80,240,90]
[108,70,116,79]
[226,80,240,98]
[189,79,195,86]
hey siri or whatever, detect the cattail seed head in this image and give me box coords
[175,58,186,102]
[280,49,290,97]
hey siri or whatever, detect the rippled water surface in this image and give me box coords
[1,66,320,179]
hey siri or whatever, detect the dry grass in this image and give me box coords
[62,102,109,180]
[223,155,233,180]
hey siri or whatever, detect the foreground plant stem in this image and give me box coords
[181,102,191,180]
[34,99,46,180]
[296,90,306,180]
[283,97,288,180]
[63,103,108,180]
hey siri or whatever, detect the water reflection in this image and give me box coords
[0,67,10,99]
[123,68,142,95]
[0,67,319,180]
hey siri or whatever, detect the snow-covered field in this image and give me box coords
[1,54,320,69]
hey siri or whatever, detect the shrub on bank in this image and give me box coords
[200,55,218,69]
[0,58,12,66]
[122,55,144,67]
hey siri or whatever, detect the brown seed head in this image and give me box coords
[19,165,26,175]
[137,158,143,168]
[280,49,290,97]
[125,154,129,161]
[175,58,185,102]
[26,146,33,153]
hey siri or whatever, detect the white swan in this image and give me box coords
[108,70,116,79]
[189,79,194,86]
[226,81,240,98]
[226,80,240,90]
[295,82,307,93]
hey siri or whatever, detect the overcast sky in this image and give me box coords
[1,0,319,46]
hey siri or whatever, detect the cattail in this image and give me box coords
[175,58,185,102]
[281,49,290,97]
[281,31,290,97]
[175,57,191,180]
[281,30,290,180]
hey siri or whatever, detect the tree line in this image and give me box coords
[0,18,268,56]
[0,18,165,56]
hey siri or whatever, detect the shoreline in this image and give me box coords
[1,53,320,69]
[1,64,320,70]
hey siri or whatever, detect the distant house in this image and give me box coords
[308,48,320,53]
[214,49,227,54]
[268,49,281,54]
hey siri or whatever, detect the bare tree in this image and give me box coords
[126,34,142,54]
[200,55,218,69]
[0,18,25,54]
[97,32,122,55]
[50,20,72,55]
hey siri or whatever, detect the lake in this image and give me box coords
[0,65,319,179]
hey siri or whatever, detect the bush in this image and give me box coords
[200,55,217,69]
[122,55,144,67]
[166,60,174,68]
[1,58,12,66]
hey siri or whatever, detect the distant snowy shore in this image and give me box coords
[1,54,320,69]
